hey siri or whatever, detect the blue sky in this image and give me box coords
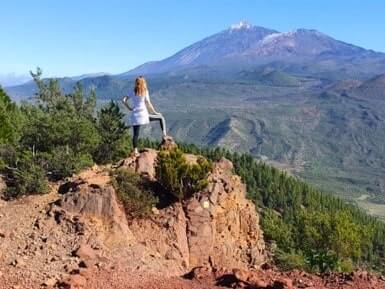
[1,0,385,77]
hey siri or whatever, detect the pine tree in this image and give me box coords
[94,100,131,164]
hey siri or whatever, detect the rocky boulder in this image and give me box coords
[185,158,265,269]
[129,155,265,272]
[57,168,134,248]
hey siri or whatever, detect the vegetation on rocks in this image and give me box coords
[155,147,212,200]
[111,168,158,218]
[140,141,385,273]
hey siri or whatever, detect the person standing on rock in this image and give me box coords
[122,76,167,156]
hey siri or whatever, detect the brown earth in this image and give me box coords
[1,145,385,289]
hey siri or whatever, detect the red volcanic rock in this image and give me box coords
[74,244,96,261]
[60,274,87,289]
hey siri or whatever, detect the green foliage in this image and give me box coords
[275,250,308,271]
[262,209,294,250]
[111,168,158,218]
[155,147,212,200]
[39,147,93,180]
[2,150,49,199]
[337,258,354,273]
[20,105,100,155]
[306,250,339,273]
[94,100,131,164]
[1,69,135,198]
[0,87,23,145]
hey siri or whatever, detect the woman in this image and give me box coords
[122,76,167,156]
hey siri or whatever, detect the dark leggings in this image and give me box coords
[133,114,166,148]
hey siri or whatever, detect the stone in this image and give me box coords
[233,268,268,288]
[43,277,57,287]
[135,149,158,179]
[272,278,293,289]
[57,170,134,247]
[74,244,96,261]
[160,135,177,151]
[11,258,26,268]
[151,207,160,215]
[190,266,213,280]
[61,274,87,288]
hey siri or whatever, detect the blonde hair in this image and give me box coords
[134,76,148,96]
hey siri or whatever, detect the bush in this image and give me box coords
[3,151,49,199]
[306,250,339,273]
[261,209,294,250]
[155,147,212,200]
[338,258,354,273]
[275,249,308,271]
[111,168,158,218]
[0,87,23,145]
[94,101,131,164]
[39,146,93,180]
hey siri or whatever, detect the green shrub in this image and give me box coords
[0,87,23,145]
[337,258,354,273]
[275,249,308,271]
[111,168,158,218]
[155,147,212,200]
[3,151,49,199]
[306,250,339,273]
[94,101,131,164]
[39,146,93,180]
[261,209,294,250]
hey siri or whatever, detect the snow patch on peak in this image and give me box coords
[230,21,252,30]
[261,31,295,44]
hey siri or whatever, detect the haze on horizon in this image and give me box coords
[1,0,385,84]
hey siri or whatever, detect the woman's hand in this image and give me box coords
[122,96,133,111]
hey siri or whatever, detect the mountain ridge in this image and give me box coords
[122,22,385,76]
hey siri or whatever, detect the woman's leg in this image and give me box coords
[132,125,141,150]
[149,114,167,136]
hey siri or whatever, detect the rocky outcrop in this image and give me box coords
[185,158,265,269]
[128,155,265,272]
[52,149,265,276]
[117,148,158,179]
[57,168,134,248]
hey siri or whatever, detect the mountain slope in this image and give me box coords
[122,22,277,75]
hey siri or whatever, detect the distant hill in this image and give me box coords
[0,73,31,87]
[351,73,385,100]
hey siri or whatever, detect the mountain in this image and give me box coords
[121,21,277,75]
[69,72,110,81]
[0,73,31,87]
[123,21,385,76]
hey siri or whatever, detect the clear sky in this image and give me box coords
[1,0,385,77]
